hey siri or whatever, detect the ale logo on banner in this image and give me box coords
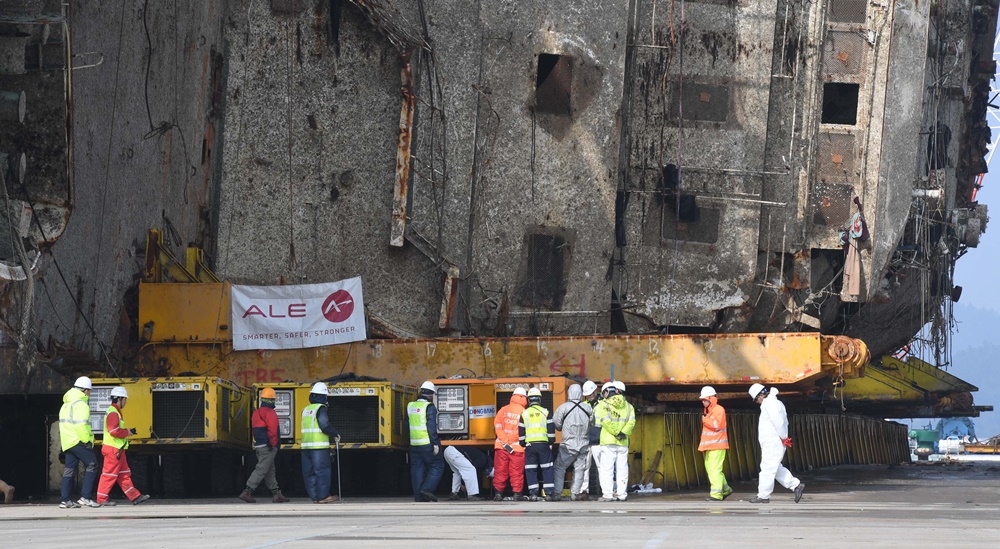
[231,277,366,350]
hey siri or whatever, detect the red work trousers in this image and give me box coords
[492,449,525,495]
[97,445,141,504]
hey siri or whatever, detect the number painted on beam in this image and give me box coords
[594,341,605,354]
[649,339,659,355]
[483,342,493,358]
[372,344,383,358]
[427,343,437,357]
[536,341,548,355]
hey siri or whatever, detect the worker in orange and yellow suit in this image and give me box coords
[96,387,150,506]
[492,387,528,501]
[698,386,732,501]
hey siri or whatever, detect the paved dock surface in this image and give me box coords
[2,462,998,548]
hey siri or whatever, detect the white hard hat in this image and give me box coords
[601,382,613,393]
[310,382,329,395]
[699,386,717,399]
[74,376,92,390]
[527,387,542,398]
[110,387,129,398]
[582,380,598,396]
[420,381,436,394]
[748,383,766,399]
[613,381,626,393]
[512,387,527,397]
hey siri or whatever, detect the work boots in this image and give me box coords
[239,490,256,503]
[272,491,290,503]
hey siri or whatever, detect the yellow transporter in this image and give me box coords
[432,377,569,447]
[253,381,415,450]
[87,377,252,451]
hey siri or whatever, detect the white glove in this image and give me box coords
[433,445,440,456]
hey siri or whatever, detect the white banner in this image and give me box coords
[231,277,366,350]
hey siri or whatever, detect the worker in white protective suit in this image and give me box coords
[748,383,805,504]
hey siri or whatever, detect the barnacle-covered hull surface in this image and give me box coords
[0,0,995,399]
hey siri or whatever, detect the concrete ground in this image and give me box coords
[2,462,998,548]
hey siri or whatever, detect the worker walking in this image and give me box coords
[698,386,732,501]
[444,446,492,501]
[552,383,593,501]
[593,381,635,501]
[301,382,341,503]
[58,376,100,508]
[493,387,527,501]
[519,387,556,501]
[240,387,290,503]
[748,383,805,503]
[96,387,151,506]
[408,381,444,502]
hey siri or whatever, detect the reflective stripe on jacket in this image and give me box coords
[408,400,430,446]
[58,387,93,451]
[594,395,635,447]
[494,394,527,453]
[698,396,729,451]
[519,405,553,444]
[301,403,330,449]
[103,405,129,450]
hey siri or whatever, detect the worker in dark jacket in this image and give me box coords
[240,387,290,503]
[444,445,493,501]
[301,382,341,503]
[408,381,444,502]
[519,387,556,501]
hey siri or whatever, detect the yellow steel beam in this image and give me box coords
[136,331,865,390]
[838,355,981,417]
[143,229,219,283]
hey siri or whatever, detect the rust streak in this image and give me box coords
[389,53,414,247]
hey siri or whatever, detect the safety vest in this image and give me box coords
[698,401,729,451]
[300,404,329,449]
[594,397,635,447]
[104,406,129,450]
[407,400,430,446]
[521,406,549,443]
[58,388,93,451]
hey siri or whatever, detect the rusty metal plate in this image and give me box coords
[816,132,857,177]
[810,181,853,227]
[670,82,730,123]
[823,31,866,76]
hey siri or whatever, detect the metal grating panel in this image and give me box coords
[394,390,407,437]
[220,387,230,433]
[671,83,730,122]
[810,182,854,227]
[823,31,866,76]
[816,133,857,177]
[496,392,555,413]
[152,392,205,438]
[328,396,379,443]
[828,0,867,24]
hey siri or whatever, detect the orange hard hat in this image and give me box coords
[260,387,276,399]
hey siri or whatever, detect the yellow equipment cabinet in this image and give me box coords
[88,377,252,451]
[433,377,569,446]
[254,381,416,450]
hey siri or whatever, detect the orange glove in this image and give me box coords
[781,437,793,448]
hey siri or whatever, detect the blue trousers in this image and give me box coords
[301,449,331,502]
[61,443,98,501]
[524,442,555,494]
[409,446,444,501]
